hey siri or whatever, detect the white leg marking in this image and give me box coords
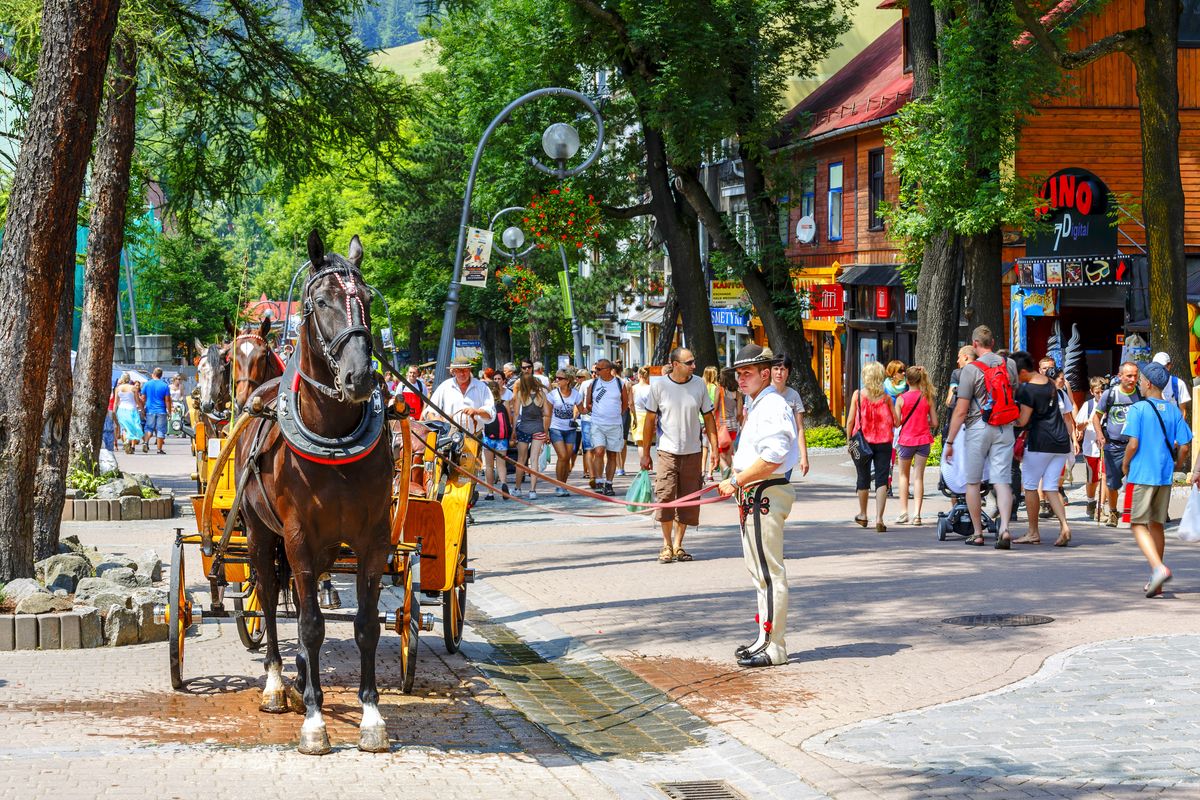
[302,711,326,733]
[360,703,384,729]
[264,664,284,695]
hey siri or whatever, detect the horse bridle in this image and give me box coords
[232,332,280,414]
[296,261,372,401]
[199,344,232,423]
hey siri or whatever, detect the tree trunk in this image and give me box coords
[479,316,496,369]
[1133,10,1188,379]
[642,125,719,370]
[651,290,680,366]
[962,229,1005,347]
[0,0,120,582]
[496,322,513,367]
[528,321,543,364]
[407,315,425,364]
[913,231,964,401]
[34,269,75,562]
[69,38,138,470]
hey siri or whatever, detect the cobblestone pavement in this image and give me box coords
[808,635,1200,787]
[8,438,1200,799]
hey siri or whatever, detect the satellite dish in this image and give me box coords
[796,215,816,244]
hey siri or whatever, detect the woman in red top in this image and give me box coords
[894,365,938,526]
[848,361,898,532]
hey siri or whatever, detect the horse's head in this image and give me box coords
[195,338,231,417]
[232,316,284,412]
[300,230,375,403]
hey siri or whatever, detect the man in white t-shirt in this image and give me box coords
[640,348,717,563]
[532,361,550,387]
[1153,352,1191,420]
[584,359,630,495]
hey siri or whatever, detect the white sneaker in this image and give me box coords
[527,491,537,500]
[616,469,626,477]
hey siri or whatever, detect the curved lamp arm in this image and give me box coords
[489,206,538,259]
[435,86,605,383]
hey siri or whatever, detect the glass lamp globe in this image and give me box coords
[541,122,580,161]
[502,226,525,250]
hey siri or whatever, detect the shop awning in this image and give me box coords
[837,264,904,287]
[1189,265,1200,302]
[629,307,664,325]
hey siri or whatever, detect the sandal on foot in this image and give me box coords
[895,512,909,525]
[1012,534,1042,545]
[994,533,1012,550]
[673,547,694,562]
[1053,533,1071,547]
[658,546,674,564]
[854,515,868,528]
[964,534,986,546]
[875,522,887,533]
[913,516,923,526]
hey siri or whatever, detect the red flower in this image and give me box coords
[550,188,560,195]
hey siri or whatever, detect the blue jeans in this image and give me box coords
[580,419,592,452]
[549,428,578,448]
[145,412,168,438]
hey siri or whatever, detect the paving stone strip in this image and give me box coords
[805,634,1200,788]
[464,579,831,800]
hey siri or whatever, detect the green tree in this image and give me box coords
[138,227,240,348]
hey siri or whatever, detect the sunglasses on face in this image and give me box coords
[521,365,532,369]
[677,359,696,366]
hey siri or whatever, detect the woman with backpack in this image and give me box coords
[1012,351,1077,547]
[848,361,898,531]
[507,374,552,499]
[481,381,513,500]
[894,365,938,525]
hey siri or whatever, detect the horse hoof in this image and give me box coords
[286,684,306,714]
[259,691,288,714]
[358,725,389,753]
[298,727,331,755]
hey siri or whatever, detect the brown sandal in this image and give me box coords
[658,546,674,563]
[673,547,694,562]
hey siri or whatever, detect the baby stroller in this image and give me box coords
[936,432,999,541]
[936,475,999,541]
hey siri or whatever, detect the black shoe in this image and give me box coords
[603,484,616,496]
[734,642,760,659]
[994,534,1011,550]
[737,651,780,668]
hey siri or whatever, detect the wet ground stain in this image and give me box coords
[618,655,817,717]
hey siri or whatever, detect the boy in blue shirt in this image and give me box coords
[1123,361,1192,597]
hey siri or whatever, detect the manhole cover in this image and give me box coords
[658,781,748,800]
[942,614,1054,627]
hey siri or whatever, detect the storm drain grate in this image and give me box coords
[942,613,1054,627]
[657,781,748,800]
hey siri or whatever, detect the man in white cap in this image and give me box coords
[426,358,496,430]
[1152,352,1191,420]
[717,343,798,668]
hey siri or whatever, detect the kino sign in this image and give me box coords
[1026,167,1117,259]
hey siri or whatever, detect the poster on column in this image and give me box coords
[461,227,493,288]
[859,337,877,366]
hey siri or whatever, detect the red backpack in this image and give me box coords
[972,359,1019,426]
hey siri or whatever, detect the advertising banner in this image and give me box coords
[461,227,493,288]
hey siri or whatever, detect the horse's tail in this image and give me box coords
[274,534,293,612]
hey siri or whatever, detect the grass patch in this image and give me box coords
[806,425,846,449]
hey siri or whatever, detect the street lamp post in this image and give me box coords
[435,87,604,383]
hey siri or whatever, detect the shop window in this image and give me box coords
[828,162,843,242]
[868,149,885,231]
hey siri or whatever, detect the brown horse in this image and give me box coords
[230,317,284,414]
[235,230,393,755]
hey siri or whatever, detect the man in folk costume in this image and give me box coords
[718,344,799,668]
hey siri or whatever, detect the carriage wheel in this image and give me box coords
[168,539,192,690]
[234,579,265,650]
[394,557,418,694]
[442,530,467,655]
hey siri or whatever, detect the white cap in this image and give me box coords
[1152,351,1171,366]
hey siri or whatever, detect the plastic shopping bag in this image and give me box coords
[939,427,968,495]
[625,469,653,513]
[539,441,552,471]
[1179,488,1200,543]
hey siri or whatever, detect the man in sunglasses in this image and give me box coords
[640,348,719,563]
[584,359,630,495]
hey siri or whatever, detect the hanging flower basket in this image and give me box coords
[494,263,547,309]
[525,185,602,250]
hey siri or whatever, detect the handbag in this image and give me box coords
[847,393,874,462]
[716,391,733,453]
[1013,431,1027,462]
